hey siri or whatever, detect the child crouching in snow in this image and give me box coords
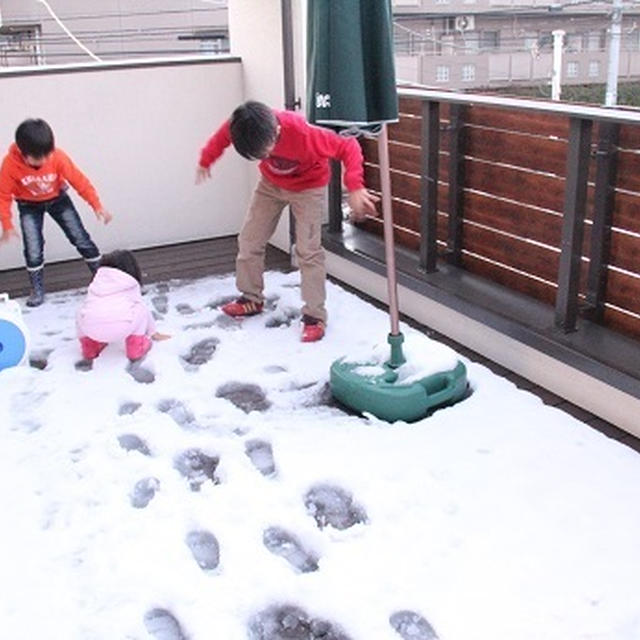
[76,250,169,361]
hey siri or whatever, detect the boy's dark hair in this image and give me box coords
[99,250,143,284]
[15,119,55,158]
[229,101,278,160]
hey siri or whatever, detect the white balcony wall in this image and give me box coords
[0,57,248,271]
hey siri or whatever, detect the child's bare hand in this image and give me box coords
[347,188,379,222]
[96,209,113,225]
[151,332,171,341]
[195,165,211,185]
[0,228,19,244]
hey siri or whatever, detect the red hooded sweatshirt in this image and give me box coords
[199,109,365,193]
[0,143,103,232]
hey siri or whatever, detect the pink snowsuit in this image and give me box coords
[76,267,155,343]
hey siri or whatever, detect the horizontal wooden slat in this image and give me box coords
[614,148,640,193]
[608,229,640,275]
[466,105,570,139]
[604,269,640,315]
[387,116,421,146]
[602,306,640,340]
[464,191,563,248]
[465,126,568,176]
[461,252,557,305]
[610,190,640,235]
[465,158,565,214]
[618,123,640,149]
[463,223,559,282]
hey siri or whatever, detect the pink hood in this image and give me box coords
[87,267,141,299]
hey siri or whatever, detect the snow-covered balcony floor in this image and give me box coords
[2,241,640,640]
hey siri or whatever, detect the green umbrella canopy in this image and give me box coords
[306,0,398,131]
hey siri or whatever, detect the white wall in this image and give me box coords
[0,56,249,270]
[227,0,306,254]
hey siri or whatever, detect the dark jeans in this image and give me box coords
[17,192,100,270]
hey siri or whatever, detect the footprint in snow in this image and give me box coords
[29,349,53,370]
[181,337,219,368]
[389,610,439,640]
[245,439,277,477]
[262,526,319,573]
[173,448,220,491]
[215,382,271,413]
[74,358,93,372]
[118,401,142,416]
[183,319,218,331]
[143,608,187,640]
[117,433,151,456]
[126,360,155,384]
[175,303,195,315]
[151,294,169,315]
[185,530,220,570]
[248,604,351,640]
[130,477,159,508]
[304,484,367,531]
[264,307,299,328]
[157,398,196,429]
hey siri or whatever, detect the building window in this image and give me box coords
[0,24,43,66]
[462,64,476,82]
[480,30,500,51]
[565,33,582,53]
[566,61,579,78]
[436,65,450,82]
[588,60,600,78]
[624,31,640,51]
[584,30,606,52]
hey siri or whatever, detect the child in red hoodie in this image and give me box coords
[0,118,112,306]
[195,101,378,342]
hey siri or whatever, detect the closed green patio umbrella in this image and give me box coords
[307,0,467,422]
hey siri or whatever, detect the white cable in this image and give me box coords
[36,0,102,62]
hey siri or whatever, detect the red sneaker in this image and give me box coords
[125,334,152,361]
[79,336,107,360]
[301,315,325,342]
[221,297,264,317]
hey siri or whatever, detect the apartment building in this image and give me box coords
[393,0,640,90]
[0,0,228,66]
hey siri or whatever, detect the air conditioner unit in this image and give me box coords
[455,15,475,32]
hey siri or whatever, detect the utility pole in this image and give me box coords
[605,0,623,106]
[551,29,565,101]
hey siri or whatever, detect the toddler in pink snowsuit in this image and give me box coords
[76,250,160,361]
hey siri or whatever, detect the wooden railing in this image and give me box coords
[355,88,640,341]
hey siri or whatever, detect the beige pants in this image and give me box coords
[236,177,328,322]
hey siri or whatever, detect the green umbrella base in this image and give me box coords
[330,359,468,423]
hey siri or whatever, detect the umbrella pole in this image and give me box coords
[378,124,405,367]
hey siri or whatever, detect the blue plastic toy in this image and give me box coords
[0,293,29,371]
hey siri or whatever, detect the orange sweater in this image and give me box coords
[0,144,103,232]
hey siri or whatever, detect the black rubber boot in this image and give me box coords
[86,257,101,275]
[26,268,45,307]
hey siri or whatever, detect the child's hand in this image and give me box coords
[0,228,19,245]
[195,165,211,185]
[151,332,171,341]
[347,188,380,222]
[96,209,113,225]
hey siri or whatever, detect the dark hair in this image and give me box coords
[99,250,143,284]
[15,119,55,158]
[229,101,278,160]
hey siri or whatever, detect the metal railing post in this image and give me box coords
[554,116,593,332]
[419,99,440,273]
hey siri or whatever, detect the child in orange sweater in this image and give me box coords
[0,118,112,306]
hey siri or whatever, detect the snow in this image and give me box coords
[1,269,640,640]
